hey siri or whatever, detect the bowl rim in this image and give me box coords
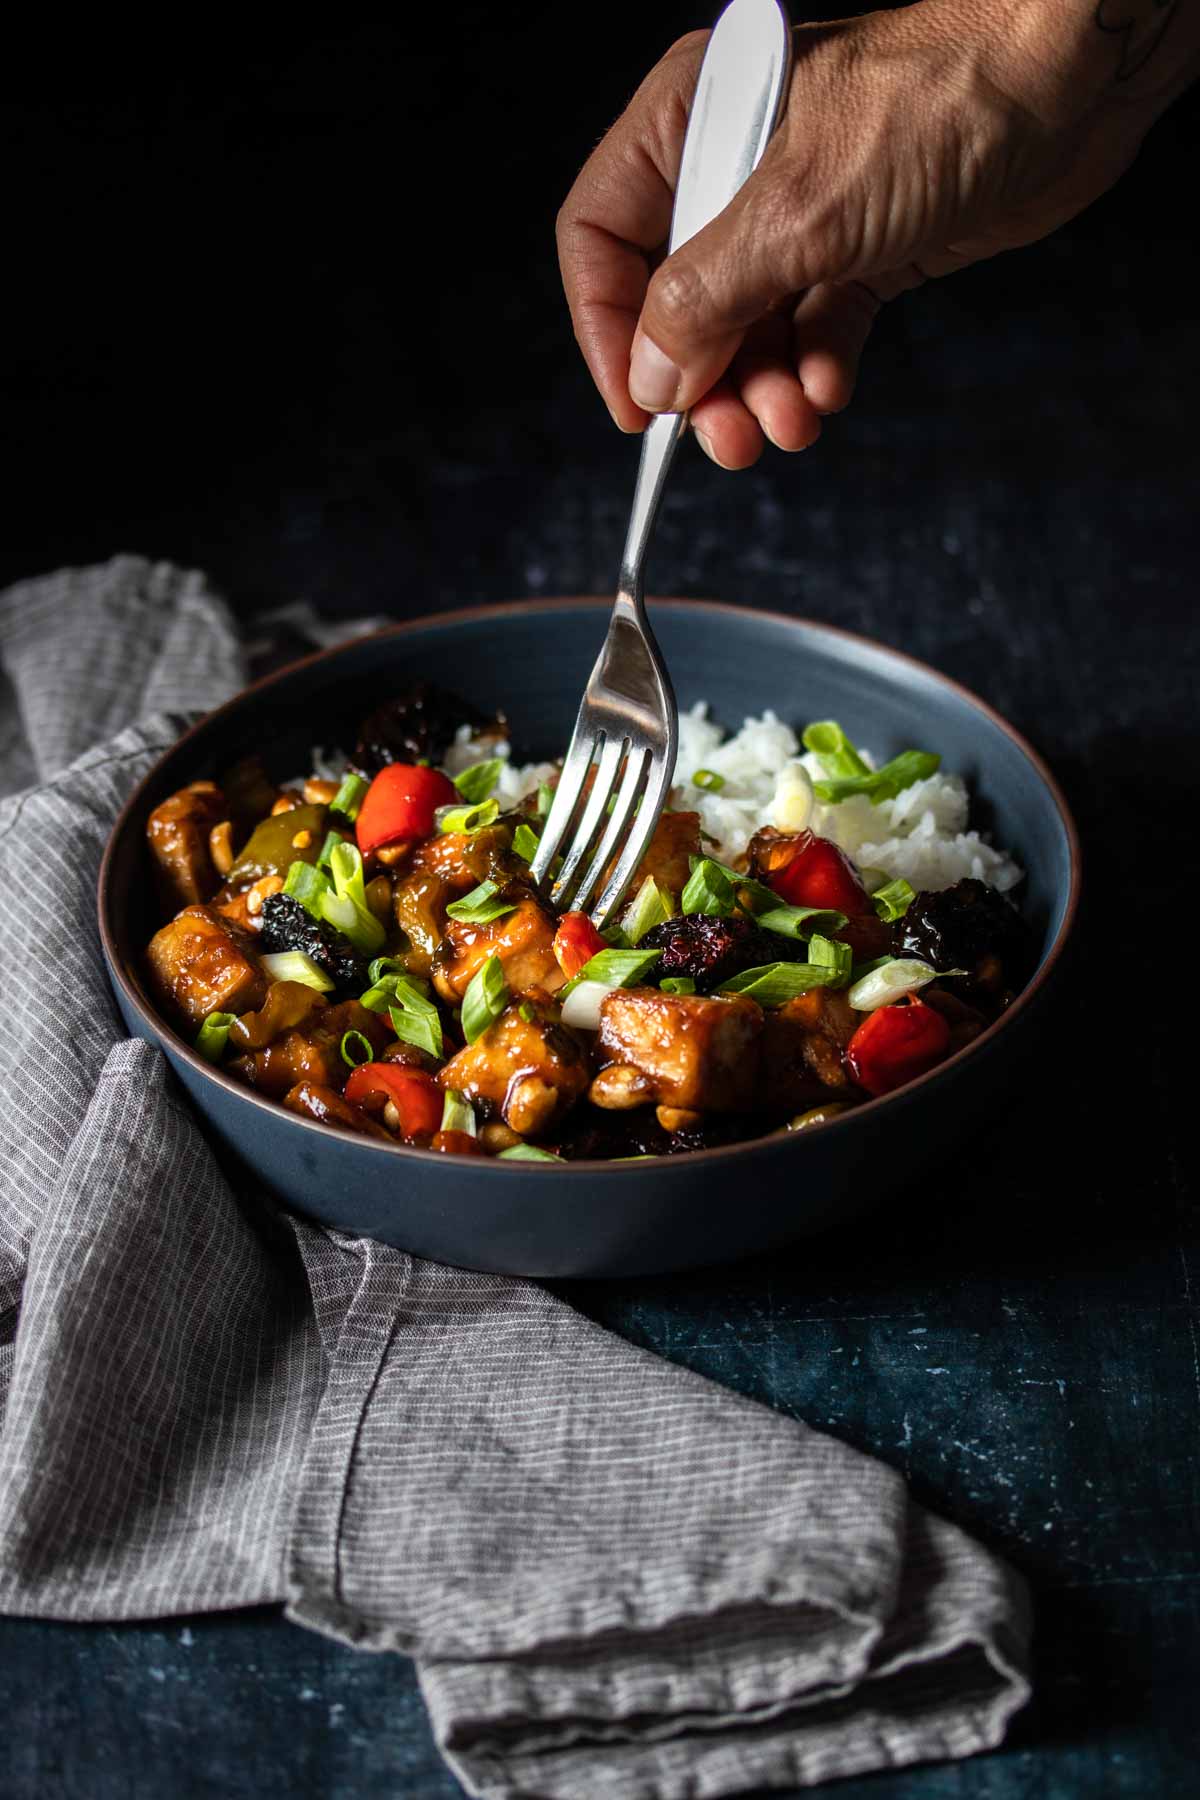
[98,596,1082,1175]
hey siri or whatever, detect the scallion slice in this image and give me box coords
[512,821,540,863]
[360,971,443,1059]
[317,828,347,872]
[691,768,725,792]
[680,858,736,917]
[260,951,335,993]
[625,875,675,945]
[461,954,510,1043]
[802,720,870,779]
[440,1088,477,1135]
[872,877,916,922]
[367,955,410,985]
[340,1029,374,1068]
[812,750,941,807]
[847,958,942,1011]
[756,903,847,940]
[437,797,501,835]
[445,878,518,926]
[559,947,662,999]
[283,858,331,919]
[718,961,842,1006]
[518,1000,537,1024]
[497,1144,564,1163]
[659,976,696,996]
[323,841,386,954]
[195,1011,236,1062]
[685,854,777,916]
[806,933,854,987]
[330,772,369,823]
[454,758,503,805]
[536,782,554,820]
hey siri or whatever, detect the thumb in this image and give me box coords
[628,161,835,414]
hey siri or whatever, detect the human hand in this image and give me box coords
[557,0,1197,467]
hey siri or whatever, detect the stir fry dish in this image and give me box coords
[143,685,1032,1161]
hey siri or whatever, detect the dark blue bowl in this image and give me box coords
[99,599,1079,1277]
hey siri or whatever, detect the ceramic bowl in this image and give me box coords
[99,599,1079,1277]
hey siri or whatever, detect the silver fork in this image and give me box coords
[531,0,793,926]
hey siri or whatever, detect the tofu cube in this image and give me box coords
[438,1003,589,1136]
[146,904,268,1025]
[431,897,565,1002]
[596,988,762,1112]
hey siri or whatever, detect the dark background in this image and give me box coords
[4,6,1199,1798]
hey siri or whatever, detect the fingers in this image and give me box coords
[790,281,884,417]
[557,34,708,432]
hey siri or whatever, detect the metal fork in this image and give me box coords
[531,0,793,925]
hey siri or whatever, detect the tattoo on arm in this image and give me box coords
[1094,0,1182,82]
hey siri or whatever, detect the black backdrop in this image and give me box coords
[5,4,1197,630]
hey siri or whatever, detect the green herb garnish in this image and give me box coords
[323,841,386,954]
[339,1029,374,1068]
[813,751,941,807]
[806,933,854,987]
[718,961,844,1006]
[680,858,736,917]
[756,904,847,940]
[497,1144,564,1163]
[282,858,331,919]
[691,768,725,792]
[445,879,518,926]
[454,758,503,804]
[437,797,501,835]
[625,876,675,945]
[461,954,510,1043]
[195,1011,236,1062]
[558,947,663,998]
[260,950,336,993]
[330,772,369,823]
[802,720,870,779]
[440,1088,477,1135]
[872,877,916,922]
[512,822,540,863]
[659,976,696,996]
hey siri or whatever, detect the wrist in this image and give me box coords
[919,0,1200,131]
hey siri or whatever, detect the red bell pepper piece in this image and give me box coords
[553,911,607,979]
[343,1062,445,1139]
[355,764,458,855]
[769,833,870,914]
[846,996,951,1096]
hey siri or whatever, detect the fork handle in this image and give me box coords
[617,0,793,604]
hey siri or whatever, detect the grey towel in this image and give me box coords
[0,557,1031,1800]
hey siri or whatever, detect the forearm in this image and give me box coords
[924,0,1200,127]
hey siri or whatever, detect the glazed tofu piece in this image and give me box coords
[147,781,227,908]
[595,988,762,1113]
[230,1000,391,1098]
[761,988,857,1106]
[431,896,565,1002]
[438,1002,590,1136]
[146,904,268,1025]
[410,825,513,894]
[632,810,701,897]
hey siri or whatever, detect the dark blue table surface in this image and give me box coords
[3,7,1197,1795]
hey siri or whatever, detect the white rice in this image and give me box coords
[454,706,1022,896]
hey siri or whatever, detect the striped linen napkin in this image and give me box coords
[0,557,1030,1799]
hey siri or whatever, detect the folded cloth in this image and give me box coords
[0,558,1031,1799]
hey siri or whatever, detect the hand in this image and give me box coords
[557,0,1196,468]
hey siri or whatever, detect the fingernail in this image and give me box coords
[693,430,732,470]
[629,334,680,412]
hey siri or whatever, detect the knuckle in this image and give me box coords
[649,256,713,335]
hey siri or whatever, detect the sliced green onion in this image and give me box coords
[437,797,501,835]
[317,828,347,872]
[691,768,725,792]
[806,934,854,987]
[260,951,335,993]
[512,821,540,863]
[445,878,518,926]
[872,877,916,922]
[323,841,386,954]
[659,976,696,996]
[283,858,331,919]
[367,955,411,985]
[847,958,943,1011]
[681,857,736,917]
[756,904,847,940]
[518,1001,536,1024]
[195,1011,236,1062]
[461,954,510,1043]
[536,782,554,820]
[340,1029,374,1068]
[625,876,675,945]
[330,772,369,823]
[687,854,777,916]
[361,972,443,1059]
[601,924,631,949]
[454,758,503,804]
[849,954,896,984]
[497,1144,564,1163]
[802,720,870,779]
[812,750,941,807]
[718,961,843,1006]
[559,947,662,999]
[440,1088,477,1135]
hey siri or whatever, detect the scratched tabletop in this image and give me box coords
[4,11,1198,1797]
